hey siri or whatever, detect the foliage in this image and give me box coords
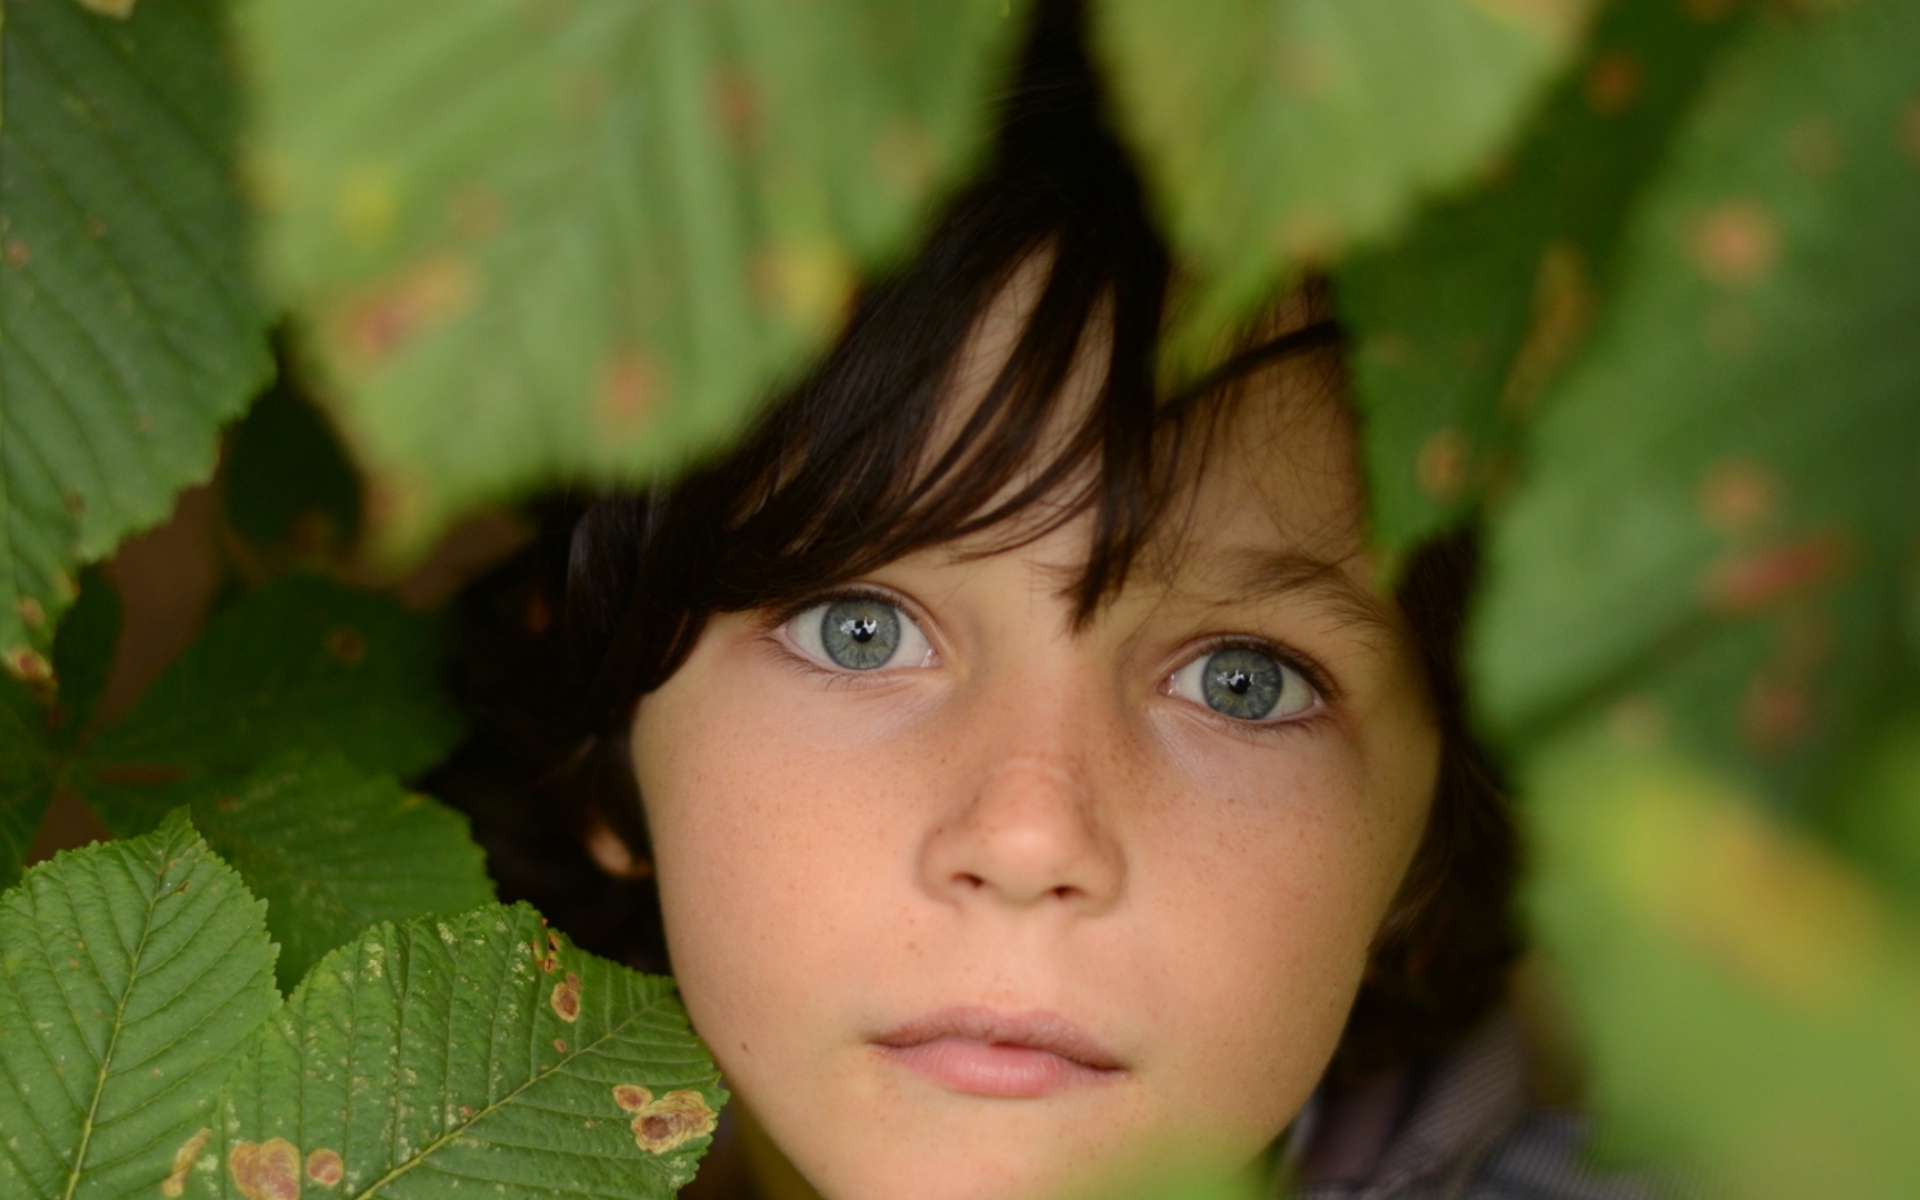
[0,818,719,1200]
[0,0,271,667]
[3,0,1918,1195]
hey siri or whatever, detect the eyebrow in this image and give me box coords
[1197,548,1402,645]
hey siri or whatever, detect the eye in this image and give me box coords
[788,594,935,671]
[1167,644,1319,723]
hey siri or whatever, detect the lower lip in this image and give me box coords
[875,1038,1124,1098]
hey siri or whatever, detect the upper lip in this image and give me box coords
[871,1006,1126,1072]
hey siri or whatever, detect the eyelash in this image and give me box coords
[1166,635,1339,735]
[758,588,1344,726]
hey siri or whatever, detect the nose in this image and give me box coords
[918,746,1125,915]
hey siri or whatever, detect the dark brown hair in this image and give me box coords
[433,0,1518,1084]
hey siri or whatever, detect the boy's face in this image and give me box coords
[630,302,1440,1200]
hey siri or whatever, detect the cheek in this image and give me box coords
[630,648,900,1066]
[1124,724,1434,1138]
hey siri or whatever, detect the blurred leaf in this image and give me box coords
[0,811,279,1200]
[84,575,464,832]
[1341,0,1747,554]
[242,0,1023,558]
[187,752,493,992]
[1526,728,1920,1198]
[1095,0,1594,370]
[220,366,362,566]
[1474,0,1920,804]
[188,903,724,1199]
[0,0,272,671]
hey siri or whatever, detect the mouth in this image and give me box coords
[871,1007,1127,1098]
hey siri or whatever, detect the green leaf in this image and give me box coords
[220,367,362,565]
[1473,0,1920,799]
[242,0,1023,557]
[1094,0,1594,369]
[0,810,280,1200]
[188,903,724,1199]
[1340,0,1748,554]
[0,567,117,889]
[188,753,493,993]
[0,0,272,669]
[83,575,464,834]
[1525,729,1920,1198]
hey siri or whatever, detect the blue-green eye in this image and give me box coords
[1168,645,1317,722]
[789,595,934,671]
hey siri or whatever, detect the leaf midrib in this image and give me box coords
[348,994,670,1199]
[58,837,194,1200]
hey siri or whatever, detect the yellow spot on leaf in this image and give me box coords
[1610,775,1879,1009]
[334,162,398,248]
[1501,240,1592,416]
[306,1147,344,1187]
[1690,201,1780,288]
[753,240,855,335]
[551,972,581,1022]
[230,1137,302,1200]
[162,1127,210,1197]
[621,1089,718,1155]
[1415,428,1470,503]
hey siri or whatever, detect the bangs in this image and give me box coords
[563,0,1339,709]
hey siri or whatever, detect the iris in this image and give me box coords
[1200,647,1288,720]
[820,598,902,669]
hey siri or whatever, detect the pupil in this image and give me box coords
[1226,671,1251,695]
[845,619,877,643]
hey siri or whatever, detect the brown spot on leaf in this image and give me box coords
[1903,99,1920,165]
[230,1137,301,1200]
[714,71,761,145]
[1501,241,1593,416]
[17,598,45,630]
[7,648,51,684]
[554,1037,567,1052]
[594,352,667,438]
[613,1084,653,1112]
[5,240,29,266]
[162,1127,211,1197]
[1690,202,1780,288]
[1699,459,1779,536]
[325,626,367,665]
[76,0,138,18]
[445,186,507,242]
[1415,428,1470,503]
[627,1089,718,1155]
[551,972,581,1022]
[329,254,481,374]
[1741,676,1812,751]
[1585,52,1641,115]
[306,1148,344,1187]
[85,218,108,240]
[1702,532,1854,614]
